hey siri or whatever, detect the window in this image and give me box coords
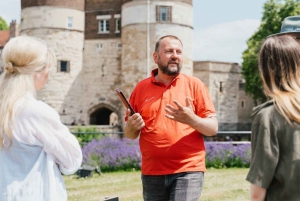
[219,82,223,92]
[115,18,120,33]
[156,6,172,22]
[58,60,70,72]
[241,100,245,108]
[96,15,111,34]
[96,43,103,51]
[114,14,121,33]
[67,17,73,28]
[239,80,245,90]
[99,20,110,33]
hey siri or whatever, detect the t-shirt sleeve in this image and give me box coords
[17,100,83,175]
[246,120,279,188]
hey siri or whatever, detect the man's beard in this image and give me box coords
[157,58,182,76]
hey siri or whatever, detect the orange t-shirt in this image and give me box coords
[128,69,216,175]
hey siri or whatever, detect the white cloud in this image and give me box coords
[193,19,260,64]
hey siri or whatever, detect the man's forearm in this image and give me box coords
[189,116,218,136]
[123,122,140,139]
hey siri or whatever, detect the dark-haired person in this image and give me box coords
[246,35,300,201]
[123,35,218,201]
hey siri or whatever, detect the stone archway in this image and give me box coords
[88,103,120,126]
[90,107,112,125]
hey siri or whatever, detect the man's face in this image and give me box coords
[153,37,183,76]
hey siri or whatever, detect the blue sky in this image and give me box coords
[0,0,265,64]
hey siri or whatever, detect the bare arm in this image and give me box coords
[165,97,218,136]
[250,184,266,201]
[123,109,145,140]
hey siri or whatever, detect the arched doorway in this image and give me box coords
[90,107,112,125]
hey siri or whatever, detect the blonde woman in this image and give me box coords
[246,35,300,201]
[0,36,82,200]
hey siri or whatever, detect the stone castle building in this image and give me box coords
[2,0,254,130]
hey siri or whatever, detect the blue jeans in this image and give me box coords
[141,172,204,201]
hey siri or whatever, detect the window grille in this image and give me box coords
[156,6,172,22]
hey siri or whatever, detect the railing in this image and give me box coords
[205,131,251,142]
[71,131,251,135]
[71,130,252,146]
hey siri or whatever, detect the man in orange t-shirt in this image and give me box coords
[123,35,218,201]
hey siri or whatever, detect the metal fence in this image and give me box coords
[72,130,252,146]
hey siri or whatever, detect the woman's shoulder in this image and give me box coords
[252,100,275,117]
[251,99,285,127]
[19,96,58,120]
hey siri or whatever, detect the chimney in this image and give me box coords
[9,20,19,38]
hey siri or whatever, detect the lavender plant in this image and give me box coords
[82,137,141,172]
[82,137,251,172]
[205,142,251,168]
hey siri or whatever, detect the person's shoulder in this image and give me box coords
[252,100,275,117]
[133,77,152,90]
[179,73,205,86]
[20,96,58,119]
[137,76,152,85]
[251,100,278,125]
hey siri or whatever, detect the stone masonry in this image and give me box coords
[14,0,254,130]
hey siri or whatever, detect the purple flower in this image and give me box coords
[205,142,251,168]
[81,137,141,172]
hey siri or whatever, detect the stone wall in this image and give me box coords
[82,38,122,125]
[238,77,255,125]
[19,28,85,125]
[121,0,194,88]
[85,12,121,39]
[0,52,4,73]
[85,0,122,11]
[21,0,84,11]
[194,61,251,130]
[21,6,84,32]
[18,0,254,130]
[121,0,193,6]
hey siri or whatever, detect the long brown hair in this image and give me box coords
[259,35,300,123]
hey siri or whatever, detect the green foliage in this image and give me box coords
[72,126,104,144]
[242,0,300,104]
[0,17,8,30]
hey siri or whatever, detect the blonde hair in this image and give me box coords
[0,35,56,147]
[259,35,300,123]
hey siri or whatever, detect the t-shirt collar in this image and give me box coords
[151,68,181,86]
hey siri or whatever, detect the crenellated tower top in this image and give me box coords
[121,0,192,6]
[21,0,84,11]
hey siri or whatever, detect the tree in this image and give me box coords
[0,16,8,30]
[241,0,300,105]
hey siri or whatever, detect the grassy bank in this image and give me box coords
[65,168,250,201]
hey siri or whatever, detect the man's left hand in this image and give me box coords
[164,97,196,125]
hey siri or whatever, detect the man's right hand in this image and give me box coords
[123,109,145,139]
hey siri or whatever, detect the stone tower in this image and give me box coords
[18,0,254,130]
[120,0,194,96]
[20,0,85,124]
[194,61,254,131]
[82,0,123,126]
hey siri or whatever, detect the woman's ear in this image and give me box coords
[34,73,40,80]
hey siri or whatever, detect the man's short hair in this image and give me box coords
[155,35,183,52]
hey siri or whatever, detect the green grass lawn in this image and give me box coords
[64,168,250,201]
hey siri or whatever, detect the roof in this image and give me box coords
[0,30,10,48]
